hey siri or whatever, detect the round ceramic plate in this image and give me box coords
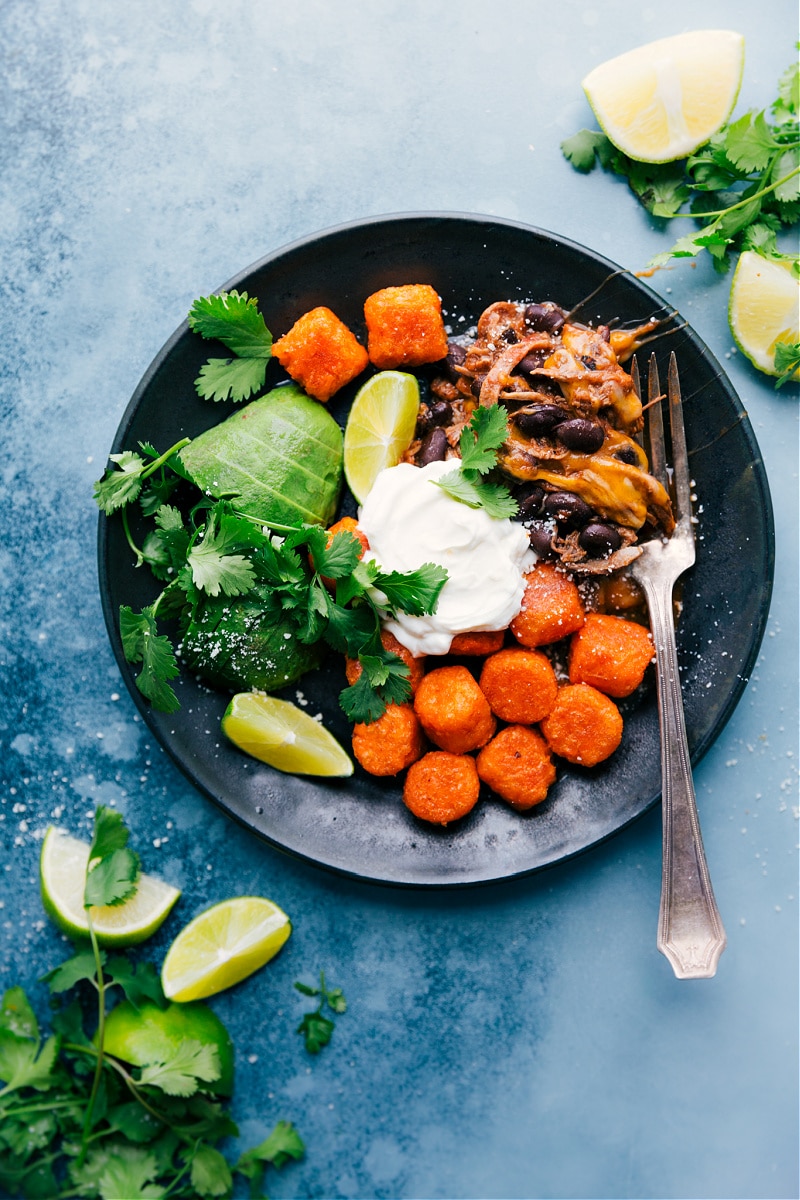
[97,213,774,887]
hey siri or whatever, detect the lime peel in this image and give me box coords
[343,370,420,503]
[40,826,180,947]
[222,692,354,776]
[582,30,745,163]
[161,896,292,1002]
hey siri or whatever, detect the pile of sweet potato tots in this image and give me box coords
[271,282,658,826]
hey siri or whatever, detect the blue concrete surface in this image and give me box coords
[1,2,797,1197]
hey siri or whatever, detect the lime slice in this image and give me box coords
[222,692,354,776]
[40,826,180,947]
[103,1000,235,1095]
[582,30,745,163]
[160,896,291,1002]
[729,251,800,379]
[343,370,420,502]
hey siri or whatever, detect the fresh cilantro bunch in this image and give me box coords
[562,56,799,275]
[434,404,517,519]
[188,290,274,403]
[294,972,348,1054]
[94,448,447,722]
[0,807,304,1200]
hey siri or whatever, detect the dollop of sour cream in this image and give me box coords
[358,459,536,656]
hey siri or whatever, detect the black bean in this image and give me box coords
[516,405,569,438]
[543,491,593,528]
[513,484,545,521]
[470,374,487,398]
[517,350,547,374]
[578,523,623,557]
[445,342,466,382]
[501,327,519,344]
[428,401,452,427]
[554,419,605,453]
[615,445,639,465]
[418,427,448,465]
[528,521,555,557]
[523,303,565,333]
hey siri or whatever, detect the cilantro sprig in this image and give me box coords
[95,444,448,723]
[562,53,800,384]
[294,972,347,1054]
[434,404,518,519]
[0,807,305,1200]
[188,290,274,403]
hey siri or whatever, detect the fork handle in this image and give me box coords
[640,579,727,979]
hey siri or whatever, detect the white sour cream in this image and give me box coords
[358,459,536,656]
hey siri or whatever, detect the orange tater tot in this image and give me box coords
[345,630,425,695]
[449,630,505,656]
[413,665,496,754]
[273,306,368,402]
[326,516,369,557]
[540,684,623,767]
[364,284,449,369]
[510,562,585,648]
[476,725,556,810]
[352,703,425,777]
[403,751,480,825]
[478,647,558,724]
[568,613,654,698]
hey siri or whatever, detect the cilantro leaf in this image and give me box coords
[435,468,518,519]
[560,128,609,172]
[105,959,167,1011]
[195,355,270,404]
[84,846,140,909]
[41,949,103,994]
[137,1039,221,1096]
[373,563,448,616]
[296,1010,334,1054]
[93,451,147,514]
[188,1141,233,1198]
[458,403,509,473]
[76,1141,161,1200]
[188,291,273,358]
[0,987,39,1040]
[774,340,800,387]
[189,291,273,403]
[0,1031,58,1093]
[235,1121,305,1196]
[119,605,181,713]
[724,110,776,173]
[89,805,131,861]
[338,671,388,724]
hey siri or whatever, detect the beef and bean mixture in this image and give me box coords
[404,299,674,576]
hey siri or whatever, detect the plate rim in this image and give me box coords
[97,210,776,888]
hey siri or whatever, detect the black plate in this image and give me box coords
[98,213,774,887]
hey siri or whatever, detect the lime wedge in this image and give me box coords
[161,896,291,1002]
[103,1000,235,1095]
[729,251,800,379]
[343,370,420,502]
[40,826,180,947]
[583,30,745,163]
[222,692,354,776]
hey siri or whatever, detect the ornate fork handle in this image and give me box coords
[638,571,727,979]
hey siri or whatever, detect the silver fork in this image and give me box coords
[630,352,727,979]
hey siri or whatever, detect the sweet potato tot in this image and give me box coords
[346,629,426,695]
[273,306,368,402]
[476,725,557,810]
[352,703,425,777]
[568,613,654,698]
[478,648,558,724]
[403,751,480,825]
[364,284,449,369]
[540,684,623,767]
[510,563,585,648]
[449,630,505,656]
[413,665,496,754]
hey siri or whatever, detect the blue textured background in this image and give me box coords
[1,3,798,1198]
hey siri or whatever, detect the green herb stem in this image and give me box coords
[76,911,106,1167]
[142,437,191,478]
[669,163,800,220]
